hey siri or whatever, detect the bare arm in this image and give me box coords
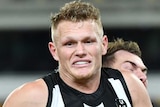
[2,79,48,107]
[122,71,153,107]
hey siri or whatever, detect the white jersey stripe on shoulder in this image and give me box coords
[51,85,65,107]
[108,78,131,107]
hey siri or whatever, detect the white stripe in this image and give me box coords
[108,78,131,107]
[83,102,104,107]
[51,85,65,107]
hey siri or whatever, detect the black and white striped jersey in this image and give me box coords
[43,68,132,107]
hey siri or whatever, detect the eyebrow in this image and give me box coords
[125,61,148,73]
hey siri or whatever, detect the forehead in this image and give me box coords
[56,20,99,36]
[114,50,146,68]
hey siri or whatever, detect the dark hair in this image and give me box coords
[102,38,142,67]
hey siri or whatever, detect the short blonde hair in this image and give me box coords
[50,0,103,42]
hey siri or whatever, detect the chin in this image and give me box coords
[75,73,92,80]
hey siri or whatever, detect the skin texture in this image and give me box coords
[3,20,108,107]
[102,38,148,88]
[3,79,48,107]
[48,20,108,93]
[121,70,152,107]
[109,50,148,88]
[2,1,152,106]
[2,20,153,106]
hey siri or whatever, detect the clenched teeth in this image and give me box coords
[74,61,89,65]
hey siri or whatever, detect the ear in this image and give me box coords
[48,42,59,61]
[102,35,108,55]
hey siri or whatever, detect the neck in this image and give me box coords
[60,72,101,94]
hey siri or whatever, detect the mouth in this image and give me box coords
[73,60,91,66]
[74,61,90,65]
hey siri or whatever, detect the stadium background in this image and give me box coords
[0,0,160,106]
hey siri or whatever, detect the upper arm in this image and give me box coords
[3,79,48,107]
[122,72,153,107]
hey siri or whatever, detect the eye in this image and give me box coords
[122,62,134,72]
[142,69,148,74]
[86,40,92,43]
[64,41,75,47]
[85,39,96,44]
[65,42,73,46]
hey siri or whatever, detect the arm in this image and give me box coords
[2,79,48,107]
[122,71,153,107]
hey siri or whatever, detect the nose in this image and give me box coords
[137,69,148,88]
[75,43,86,57]
[139,75,148,88]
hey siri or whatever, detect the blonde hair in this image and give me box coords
[50,0,103,42]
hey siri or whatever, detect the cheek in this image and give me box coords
[59,49,70,59]
[58,48,76,63]
[93,47,104,63]
[121,64,133,72]
[88,46,101,57]
[92,44,103,53]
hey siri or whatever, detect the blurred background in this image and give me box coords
[0,0,160,106]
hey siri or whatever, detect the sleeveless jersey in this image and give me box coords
[43,68,133,107]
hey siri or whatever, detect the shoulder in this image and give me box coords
[121,71,153,107]
[102,67,124,79]
[3,79,48,107]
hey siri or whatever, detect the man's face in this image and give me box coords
[49,20,108,81]
[111,50,148,88]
